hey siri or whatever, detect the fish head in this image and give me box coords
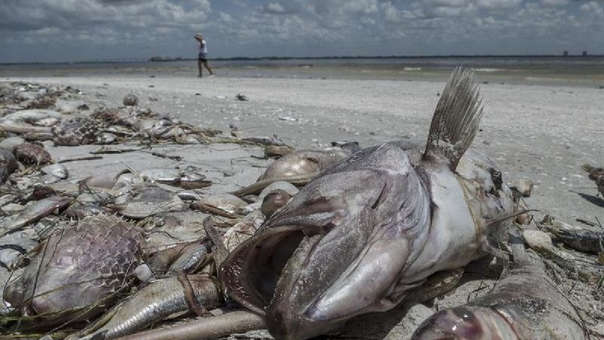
[221,143,432,339]
[412,306,518,340]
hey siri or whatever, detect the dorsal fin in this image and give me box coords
[423,67,484,170]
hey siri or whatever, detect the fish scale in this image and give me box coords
[4,214,144,323]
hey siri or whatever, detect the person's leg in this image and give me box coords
[203,61,214,75]
[197,59,203,77]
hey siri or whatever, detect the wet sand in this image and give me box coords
[4,74,603,225]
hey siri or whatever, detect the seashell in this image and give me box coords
[41,163,68,179]
[13,143,52,165]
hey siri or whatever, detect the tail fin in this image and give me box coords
[423,67,484,170]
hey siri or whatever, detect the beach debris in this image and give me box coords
[260,189,292,218]
[0,136,26,150]
[111,185,187,219]
[167,240,213,274]
[232,147,353,197]
[0,109,62,134]
[412,235,587,340]
[264,144,294,158]
[52,116,99,146]
[0,196,72,237]
[522,229,554,253]
[191,193,247,217]
[123,93,139,106]
[76,274,222,340]
[540,216,603,254]
[0,148,18,183]
[41,163,69,179]
[256,148,351,182]
[220,68,521,339]
[510,178,534,197]
[4,215,144,327]
[235,93,249,101]
[583,163,604,196]
[13,142,52,165]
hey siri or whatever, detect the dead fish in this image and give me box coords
[543,223,603,254]
[4,214,144,322]
[41,163,68,179]
[112,185,187,219]
[232,148,353,197]
[411,235,587,340]
[0,195,72,237]
[52,116,98,146]
[257,148,352,182]
[220,68,519,339]
[264,144,295,158]
[168,240,213,274]
[0,109,62,134]
[0,148,18,184]
[77,274,222,340]
[139,168,183,184]
[193,193,248,217]
[261,189,292,218]
[13,142,52,165]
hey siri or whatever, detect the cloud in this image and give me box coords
[0,0,602,62]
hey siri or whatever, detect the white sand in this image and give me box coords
[6,75,604,224]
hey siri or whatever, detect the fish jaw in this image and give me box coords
[266,230,414,340]
[221,143,433,340]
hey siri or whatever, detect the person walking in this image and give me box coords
[194,33,214,77]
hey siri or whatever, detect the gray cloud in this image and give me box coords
[0,0,602,62]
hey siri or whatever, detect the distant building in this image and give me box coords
[563,50,569,57]
[582,51,588,56]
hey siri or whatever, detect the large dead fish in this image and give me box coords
[411,233,587,340]
[220,68,519,339]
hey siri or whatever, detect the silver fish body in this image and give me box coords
[220,68,519,339]
[79,274,222,340]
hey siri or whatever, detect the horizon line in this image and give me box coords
[1,53,603,65]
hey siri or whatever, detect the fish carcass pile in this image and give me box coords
[0,70,602,340]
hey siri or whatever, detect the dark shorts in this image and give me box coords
[198,53,207,62]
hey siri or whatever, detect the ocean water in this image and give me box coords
[1,56,604,87]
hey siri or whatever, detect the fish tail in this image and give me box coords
[423,67,484,170]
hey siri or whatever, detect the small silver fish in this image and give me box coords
[78,274,222,340]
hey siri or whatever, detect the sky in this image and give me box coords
[0,0,603,63]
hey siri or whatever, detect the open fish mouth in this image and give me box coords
[219,224,306,315]
[220,144,432,339]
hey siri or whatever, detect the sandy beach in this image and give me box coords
[5,74,603,224]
